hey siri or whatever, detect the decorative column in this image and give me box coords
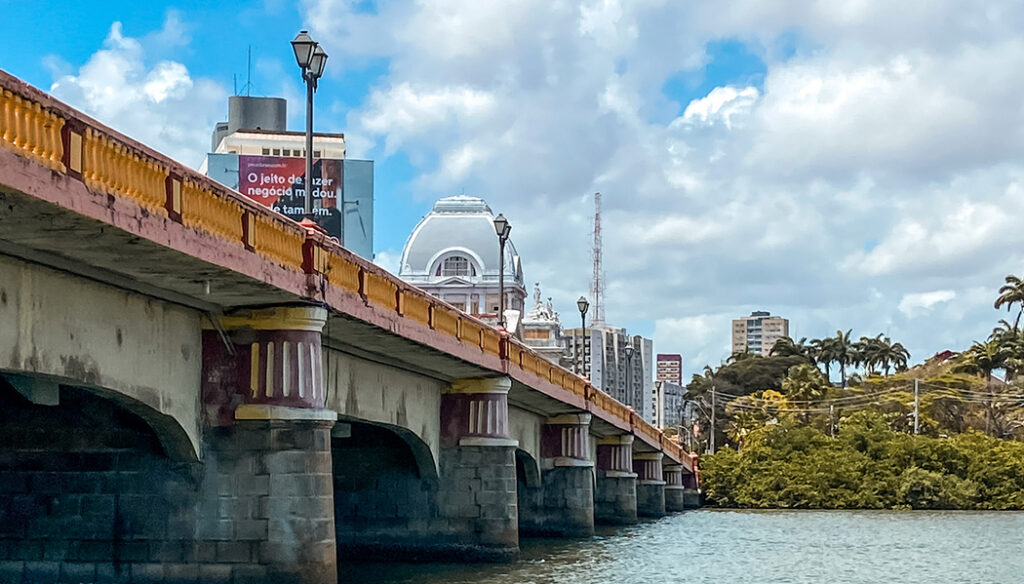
[200,305,337,583]
[436,377,519,560]
[663,463,687,512]
[634,452,666,517]
[594,435,637,525]
[521,413,595,537]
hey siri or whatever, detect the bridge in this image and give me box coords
[0,69,698,583]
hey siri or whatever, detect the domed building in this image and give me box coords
[399,196,527,326]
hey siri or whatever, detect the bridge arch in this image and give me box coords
[0,376,200,571]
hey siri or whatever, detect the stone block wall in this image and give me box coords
[0,382,336,583]
[333,423,518,561]
[594,473,637,525]
[518,466,594,538]
[665,486,687,512]
[636,483,666,518]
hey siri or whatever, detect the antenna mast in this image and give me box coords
[590,192,605,326]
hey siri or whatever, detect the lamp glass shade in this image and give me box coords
[309,45,328,78]
[493,213,509,237]
[577,296,589,315]
[291,30,316,68]
[625,345,635,359]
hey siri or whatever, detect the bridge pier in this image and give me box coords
[663,463,687,512]
[594,435,638,525]
[434,377,519,560]
[200,305,338,583]
[519,414,595,537]
[634,452,666,518]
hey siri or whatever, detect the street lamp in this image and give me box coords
[493,213,511,328]
[291,30,329,234]
[577,296,590,376]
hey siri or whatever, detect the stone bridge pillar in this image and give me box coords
[682,463,701,508]
[594,435,637,525]
[201,306,337,583]
[437,377,519,560]
[520,413,595,537]
[634,452,666,517]
[663,464,687,512]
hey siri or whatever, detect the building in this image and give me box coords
[656,353,683,384]
[731,311,789,356]
[398,196,527,327]
[653,380,686,429]
[521,282,569,365]
[565,326,654,423]
[199,95,375,260]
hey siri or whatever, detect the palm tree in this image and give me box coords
[954,340,1004,384]
[990,321,1024,381]
[888,341,910,374]
[994,274,1024,330]
[832,329,855,388]
[769,336,810,359]
[809,337,834,379]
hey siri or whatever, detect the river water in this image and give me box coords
[341,510,1024,583]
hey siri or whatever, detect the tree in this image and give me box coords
[781,364,829,424]
[770,336,811,361]
[809,337,835,379]
[832,329,855,388]
[994,274,1024,330]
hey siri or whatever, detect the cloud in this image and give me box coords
[48,18,226,166]
[898,290,957,318]
[299,0,1024,368]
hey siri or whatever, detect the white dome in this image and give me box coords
[399,196,523,286]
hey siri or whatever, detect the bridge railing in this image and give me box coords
[0,69,693,471]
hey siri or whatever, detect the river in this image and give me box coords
[341,510,1024,583]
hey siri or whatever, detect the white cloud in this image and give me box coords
[297,0,1024,367]
[48,19,226,167]
[898,290,957,317]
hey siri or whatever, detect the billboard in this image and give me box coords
[238,155,343,240]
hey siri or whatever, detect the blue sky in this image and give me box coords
[3,1,1022,381]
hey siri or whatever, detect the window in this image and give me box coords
[283,149,291,156]
[262,148,270,155]
[272,149,281,156]
[436,255,476,277]
[313,150,322,157]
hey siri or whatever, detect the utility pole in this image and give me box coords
[710,385,717,454]
[913,378,920,435]
[829,403,835,438]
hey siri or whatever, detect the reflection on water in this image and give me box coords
[342,510,1024,584]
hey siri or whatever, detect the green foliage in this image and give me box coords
[700,413,1024,510]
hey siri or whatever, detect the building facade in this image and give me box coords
[564,326,653,423]
[731,311,789,356]
[653,381,686,430]
[199,95,375,260]
[656,353,683,384]
[398,196,527,327]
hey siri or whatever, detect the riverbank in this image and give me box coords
[700,412,1024,510]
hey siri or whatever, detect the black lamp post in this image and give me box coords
[493,213,511,328]
[577,296,589,376]
[290,30,329,232]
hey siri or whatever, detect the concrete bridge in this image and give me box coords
[0,70,698,583]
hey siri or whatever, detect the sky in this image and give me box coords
[2,0,1023,381]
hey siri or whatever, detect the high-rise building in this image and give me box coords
[656,353,683,384]
[565,326,653,423]
[199,96,375,260]
[397,196,527,327]
[653,380,686,429]
[731,311,789,356]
